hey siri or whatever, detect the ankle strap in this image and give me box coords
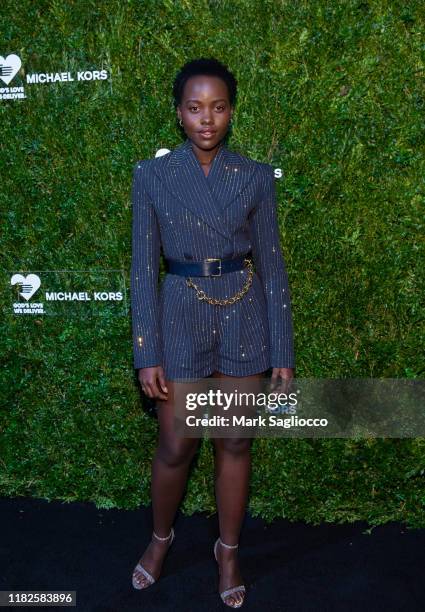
[152,527,174,541]
[219,537,238,549]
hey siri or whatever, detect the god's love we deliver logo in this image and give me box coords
[0,53,109,101]
[8,271,125,316]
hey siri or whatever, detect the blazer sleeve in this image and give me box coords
[248,164,295,369]
[130,161,163,370]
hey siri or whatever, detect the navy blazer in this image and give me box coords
[130,137,295,373]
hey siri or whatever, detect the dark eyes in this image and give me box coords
[189,105,225,112]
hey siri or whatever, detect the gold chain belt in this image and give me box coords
[185,258,254,306]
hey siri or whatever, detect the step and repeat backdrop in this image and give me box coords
[1,1,424,525]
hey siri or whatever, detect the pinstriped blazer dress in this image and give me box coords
[130,137,295,381]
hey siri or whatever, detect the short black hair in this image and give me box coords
[172,57,237,109]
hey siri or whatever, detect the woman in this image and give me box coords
[130,57,295,608]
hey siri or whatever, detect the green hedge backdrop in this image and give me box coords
[1,0,424,528]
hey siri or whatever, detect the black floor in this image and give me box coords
[1,496,424,611]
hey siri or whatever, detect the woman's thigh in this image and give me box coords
[155,380,200,461]
[210,370,266,451]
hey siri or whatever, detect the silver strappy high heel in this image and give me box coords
[213,537,246,608]
[132,527,175,589]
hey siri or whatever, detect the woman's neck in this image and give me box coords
[189,139,222,167]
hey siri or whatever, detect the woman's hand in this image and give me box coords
[138,366,168,400]
[270,367,295,395]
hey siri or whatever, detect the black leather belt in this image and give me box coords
[166,253,251,277]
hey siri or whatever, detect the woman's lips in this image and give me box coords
[199,130,216,138]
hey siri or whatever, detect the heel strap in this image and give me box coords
[219,537,239,549]
[152,527,174,542]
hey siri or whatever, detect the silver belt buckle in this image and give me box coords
[206,257,222,276]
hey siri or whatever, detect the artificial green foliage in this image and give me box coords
[1,0,424,528]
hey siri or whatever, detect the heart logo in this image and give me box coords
[11,273,41,300]
[0,54,22,85]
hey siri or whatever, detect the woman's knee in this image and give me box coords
[156,437,199,467]
[214,437,251,457]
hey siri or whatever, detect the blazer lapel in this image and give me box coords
[152,138,257,240]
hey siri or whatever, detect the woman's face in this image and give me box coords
[177,75,233,150]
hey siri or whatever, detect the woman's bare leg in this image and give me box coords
[133,380,200,587]
[211,370,265,607]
